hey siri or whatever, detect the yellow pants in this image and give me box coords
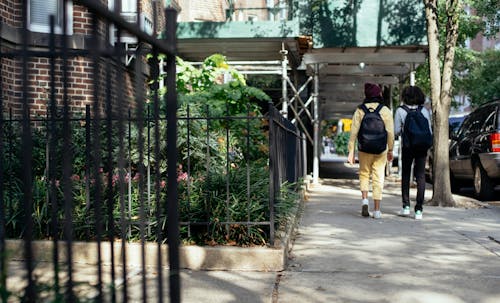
[358,151,387,200]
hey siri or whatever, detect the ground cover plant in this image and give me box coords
[1,54,301,247]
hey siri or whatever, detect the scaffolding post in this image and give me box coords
[302,133,308,180]
[312,64,319,184]
[280,45,288,119]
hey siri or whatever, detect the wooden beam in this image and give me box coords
[318,64,410,75]
[304,52,427,65]
[319,93,363,101]
[320,75,399,85]
[320,85,361,92]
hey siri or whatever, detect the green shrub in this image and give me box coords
[334,132,350,155]
[1,54,301,247]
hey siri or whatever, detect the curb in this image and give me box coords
[5,190,306,272]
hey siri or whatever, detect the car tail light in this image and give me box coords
[491,133,500,152]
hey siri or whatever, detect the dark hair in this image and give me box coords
[402,86,425,105]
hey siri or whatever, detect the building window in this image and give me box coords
[109,0,137,14]
[28,0,73,34]
[108,0,153,45]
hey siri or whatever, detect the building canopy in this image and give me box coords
[175,0,428,119]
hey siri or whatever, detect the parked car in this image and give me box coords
[448,99,500,199]
[449,114,468,137]
[425,112,469,182]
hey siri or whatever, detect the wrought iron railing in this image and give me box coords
[0,0,179,301]
[0,1,305,302]
[0,102,304,302]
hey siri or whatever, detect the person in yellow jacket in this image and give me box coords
[347,83,394,219]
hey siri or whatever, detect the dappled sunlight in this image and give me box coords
[392,290,467,303]
[178,270,275,303]
[422,247,489,266]
[125,267,276,302]
[283,182,500,302]
[292,227,498,274]
[303,223,352,233]
[278,162,500,302]
[277,270,500,303]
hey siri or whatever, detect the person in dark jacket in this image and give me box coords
[394,86,432,220]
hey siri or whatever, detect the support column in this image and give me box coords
[280,46,288,119]
[398,81,403,178]
[302,133,308,180]
[312,64,319,184]
[386,84,393,177]
[410,63,416,86]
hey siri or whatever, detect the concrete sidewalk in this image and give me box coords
[5,172,500,302]
[275,177,500,303]
[150,174,500,303]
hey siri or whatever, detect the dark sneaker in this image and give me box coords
[361,199,369,217]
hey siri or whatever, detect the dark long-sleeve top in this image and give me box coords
[394,105,432,138]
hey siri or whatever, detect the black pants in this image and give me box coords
[401,148,427,212]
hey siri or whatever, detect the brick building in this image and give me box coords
[0,0,166,118]
[175,0,288,22]
[469,32,500,51]
[466,6,500,51]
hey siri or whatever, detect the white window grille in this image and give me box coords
[278,0,287,21]
[108,0,153,65]
[108,0,153,44]
[266,0,275,21]
[28,0,73,34]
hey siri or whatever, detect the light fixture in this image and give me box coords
[359,62,365,70]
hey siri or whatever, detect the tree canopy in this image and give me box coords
[460,49,500,105]
[416,0,499,108]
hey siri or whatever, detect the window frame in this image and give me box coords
[28,0,73,35]
[481,105,498,133]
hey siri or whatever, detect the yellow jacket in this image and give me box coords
[348,102,394,154]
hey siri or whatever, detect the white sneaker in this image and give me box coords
[398,206,410,217]
[361,199,369,217]
[415,210,423,220]
[373,210,382,219]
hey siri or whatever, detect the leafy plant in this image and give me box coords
[333,132,350,156]
[1,53,301,248]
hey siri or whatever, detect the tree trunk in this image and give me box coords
[424,0,461,207]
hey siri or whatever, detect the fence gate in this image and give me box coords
[0,1,179,302]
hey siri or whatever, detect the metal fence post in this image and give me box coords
[268,104,276,245]
[165,7,180,303]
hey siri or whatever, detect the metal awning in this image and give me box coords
[177,41,428,119]
[303,46,428,119]
[176,39,428,185]
[177,37,308,67]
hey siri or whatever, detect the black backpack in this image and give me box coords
[401,105,433,151]
[357,103,387,154]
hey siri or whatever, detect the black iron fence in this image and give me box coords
[0,1,305,302]
[0,103,305,301]
[0,0,180,302]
